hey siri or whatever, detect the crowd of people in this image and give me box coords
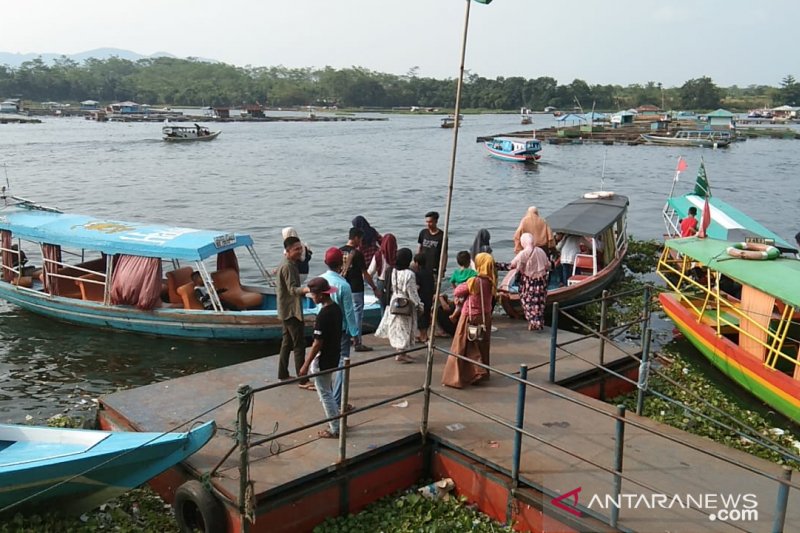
[276,208,581,438]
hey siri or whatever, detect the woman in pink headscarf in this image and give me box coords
[513,206,554,253]
[510,233,550,331]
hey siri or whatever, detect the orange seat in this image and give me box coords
[75,272,105,302]
[211,269,263,310]
[568,254,596,286]
[167,267,194,304]
[177,282,204,310]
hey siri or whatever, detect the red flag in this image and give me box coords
[676,157,688,173]
[698,195,711,238]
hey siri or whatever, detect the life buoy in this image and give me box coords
[725,242,780,260]
[583,191,614,199]
[174,480,227,533]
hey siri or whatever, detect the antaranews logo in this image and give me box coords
[551,488,759,523]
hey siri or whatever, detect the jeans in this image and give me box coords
[313,370,340,435]
[352,291,364,345]
[278,317,306,382]
[561,263,573,285]
[333,332,351,408]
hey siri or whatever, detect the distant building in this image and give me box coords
[80,100,100,111]
[704,108,735,129]
[107,101,143,114]
[636,104,661,116]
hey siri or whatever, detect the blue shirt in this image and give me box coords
[321,270,359,337]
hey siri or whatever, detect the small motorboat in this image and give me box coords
[484,136,542,163]
[162,122,221,142]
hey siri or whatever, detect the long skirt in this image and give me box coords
[519,273,547,330]
[441,312,492,388]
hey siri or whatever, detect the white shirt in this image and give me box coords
[557,235,583,265]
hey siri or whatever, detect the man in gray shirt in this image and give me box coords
[277,236,312,388]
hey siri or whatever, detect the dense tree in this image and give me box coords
[679,76,722,110]
[779,75,800,106]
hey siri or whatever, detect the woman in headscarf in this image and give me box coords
[374,248,423,363]
[281,227,313,282]
[471,229,492,258]
[511,233,550,331]
[351,215,382,266]
[513,206,554,253]
[442,252,496,388]
[367,233,397,314]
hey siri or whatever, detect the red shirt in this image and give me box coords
[680,216,698,237]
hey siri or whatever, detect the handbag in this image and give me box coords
[466,278,487,342]
[389,270,413,315]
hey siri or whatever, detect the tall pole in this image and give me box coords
[422,0,473,438]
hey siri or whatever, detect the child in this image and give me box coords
[448,251,478,322]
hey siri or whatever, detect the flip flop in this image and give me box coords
[298,382,316,391]
[318,429,338,439]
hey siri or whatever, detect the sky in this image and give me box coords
[3,0,797,87]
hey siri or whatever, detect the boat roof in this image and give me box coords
[665,194,795,252]
[491,136,540,143]
[0,206,253,261]
[664,237,800,308]
[546,194,629,237]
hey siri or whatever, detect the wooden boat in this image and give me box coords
[657,237,800,423]
[162,123,221,142]
[0,194,380,340]
[484,136,542,163]
[499,192,629,318]
[0,420,215,515]
[640,130,731,148]
[663,161,797,254]
[440,115,462,128]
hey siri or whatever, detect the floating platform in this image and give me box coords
[98,317,800,532]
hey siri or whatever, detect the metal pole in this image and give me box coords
[599,289,608,366]
[338,357,351,464]
[549,302,559,383]
[772,466,792,533]
[236,384,252,533]
[636,328,652,416]
[640,286,651,354]
[610,404,626,528]
[422,0,472,439]
[511,364,528,487]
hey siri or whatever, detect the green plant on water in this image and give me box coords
[314,491,514,533]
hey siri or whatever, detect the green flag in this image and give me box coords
[693,160,711,197]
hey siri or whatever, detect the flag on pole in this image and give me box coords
[693,160,711,197]
[697,194,711,238]
[676,157,688,173]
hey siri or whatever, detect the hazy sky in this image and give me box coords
[3,0,796,87]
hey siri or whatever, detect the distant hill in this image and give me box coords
[0,48,216,67]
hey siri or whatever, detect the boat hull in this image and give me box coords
[484,145,541,163]
[0,421,215,515]
[660,292,800,423]
[163,131,221,142]
[0,283,381,341]
[640,134,730,148]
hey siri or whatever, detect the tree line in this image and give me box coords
[0,56,798,111]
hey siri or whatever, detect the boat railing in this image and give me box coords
[214,285,797,531]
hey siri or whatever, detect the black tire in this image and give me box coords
[174,480,227,533]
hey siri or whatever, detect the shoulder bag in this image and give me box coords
[389,269,412,315]
[466,278,487,342]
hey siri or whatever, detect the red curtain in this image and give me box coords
[1,231,11,282]
[217,249,239,274]
[41,243,62,294]
[110,255,163,310]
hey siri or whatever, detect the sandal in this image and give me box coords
[318,429,338,439]
[299,382,316,391]
[395,354,413,364]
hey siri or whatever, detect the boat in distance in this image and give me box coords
[484,136,542,163]
[162,122,221,142]
[640,130,731,148]
[0,420,215,515]
[440,114,462,128]
[0,193,380,340]
[499,191,628,317]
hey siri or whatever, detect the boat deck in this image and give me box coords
[99,317,800,532]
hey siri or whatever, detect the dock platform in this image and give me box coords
[99,317,800,532]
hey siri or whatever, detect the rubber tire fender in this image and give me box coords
[174,480,227,533]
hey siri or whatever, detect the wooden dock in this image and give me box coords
[99,317,800,532]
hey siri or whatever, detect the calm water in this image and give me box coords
[0,113,798,422]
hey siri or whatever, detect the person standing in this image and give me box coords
[680,207,699,237]
[299,277,343,439]
[282,227,313,282]
[471,229,492,258]
[442,253,496,388]
[375,248,423,363]
[555,233,583,286]
[352,215,382,267]
[513,206,554,253]
[277,236,312,389]
[367,233,397,315]
[341,227,382,352]
[321,247,358,412]
[511,233,550,331]
[418,211,447,279]
[413,253,434,343]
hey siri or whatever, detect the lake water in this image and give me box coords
[0,113,798,423]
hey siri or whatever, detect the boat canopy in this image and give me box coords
[664,237,800,308]
[0,208,252,261]
[546,195,629,237]
[665,195,795,252]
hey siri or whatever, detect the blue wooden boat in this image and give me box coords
[484,136,542,162]
[0,194,381,340]
[0,420,215,515]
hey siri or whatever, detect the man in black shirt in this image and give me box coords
[300,277,343,438]
[418,210,447,279]
[340,227,381,352]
